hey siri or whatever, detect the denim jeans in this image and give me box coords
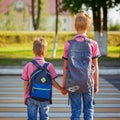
[27,98,50,120]
[69,87,94,120]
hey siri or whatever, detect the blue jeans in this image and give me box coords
[27,98,50,120]
[69,87,94,120]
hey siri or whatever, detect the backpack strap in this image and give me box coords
[69,37,90,43]
[68,39,75,44]
[31,60,49,70]
[31,60,43,69]
[68,39,75,54]
[68,38,91,49]
[43,62,49,69]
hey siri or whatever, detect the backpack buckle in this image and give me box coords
[67,85,80,92]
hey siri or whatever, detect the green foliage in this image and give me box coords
[0,31,120,65]
[62,0,83,14]
[108,32,120,46]
[0,31,119,55]
[0,0,49,31]
[39,0,50,30]
[108,46,120,58]
[0,31,120,47]
[0,31,75,48]
[0,5,16,30]
[108,22,120,31]
[62,0,120,13]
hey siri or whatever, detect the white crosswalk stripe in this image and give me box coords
[0,75,120,120]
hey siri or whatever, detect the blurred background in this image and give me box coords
[0,0,120,65]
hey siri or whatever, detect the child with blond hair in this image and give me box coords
[62,11,101,120]
[21,38,66,120]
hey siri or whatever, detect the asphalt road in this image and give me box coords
[0,75,120,120]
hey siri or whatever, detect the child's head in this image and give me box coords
[33,38,47,57]
[75,11,91,32]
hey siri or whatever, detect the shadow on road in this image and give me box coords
[100,75,120,90]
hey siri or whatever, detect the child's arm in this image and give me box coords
[92,58,99,94]
[24,80,29,105]
[62,59,68,95]
[52,80,67,94]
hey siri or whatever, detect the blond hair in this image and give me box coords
[75,11,91,32]
[33,38,47,56]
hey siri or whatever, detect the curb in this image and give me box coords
[0,68,120,75]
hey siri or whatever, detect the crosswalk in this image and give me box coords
[0,75,120,120]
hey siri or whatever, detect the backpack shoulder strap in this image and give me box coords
[68,39,76,51]
[31,60,50,70]
[43,62,50,71]
[31,60,43,69]
[68,39,75,44]
[85,38,91,43]
[84,38,92,53]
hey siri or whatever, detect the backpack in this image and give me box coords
[30,60,52,103]
[66,38,95,93]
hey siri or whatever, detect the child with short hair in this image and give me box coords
[21,38,66,120]
[62,11,101,120]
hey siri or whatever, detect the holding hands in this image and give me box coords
[60,87,68,95]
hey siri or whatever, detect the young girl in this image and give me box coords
[62,11,101,120]
[21,38,66,120]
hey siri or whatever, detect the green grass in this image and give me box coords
[108,46,120,57]
[0,44,119,66]
[0,45,119,58]
[0,31,119,66]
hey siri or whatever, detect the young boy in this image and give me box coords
[62,11,101,120]
[21,38,66,120]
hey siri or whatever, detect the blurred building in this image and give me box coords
[47,0,74,31]
[0,0,31,30]
[0,0,74,31]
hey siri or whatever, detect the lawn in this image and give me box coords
[0,31,120,65]
[0,44,120,65]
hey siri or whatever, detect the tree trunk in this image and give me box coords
[52,0,59,58]
[101,6,108,56]
[92,8,101,47]
[31,0,41,30]
[92,7,103,55]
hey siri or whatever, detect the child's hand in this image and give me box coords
[24,98,28,105]
[61,88,68,95]
[94,86,99,94]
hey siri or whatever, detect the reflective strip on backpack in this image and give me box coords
[31,70,42,79]
[32,87,51,91]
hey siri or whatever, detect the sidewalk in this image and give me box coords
[0,66,120,75]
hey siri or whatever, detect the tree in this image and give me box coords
[31,0,41,30]
[39,0,49,30]
[52,0,62,58]
[62,0,120,56]
[101,0,120,56]
[62,0,102,53]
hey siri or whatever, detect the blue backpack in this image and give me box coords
[30,60,52,103]
[66,38,95,93]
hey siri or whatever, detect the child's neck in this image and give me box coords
[77,31,86,34]
[36,55,44,58]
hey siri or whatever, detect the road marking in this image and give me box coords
[0,112,120,118]
[0,103,120,108]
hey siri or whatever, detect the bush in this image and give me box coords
[0,31,119,47]
[109,23,120,31]
[108,32,120,46]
